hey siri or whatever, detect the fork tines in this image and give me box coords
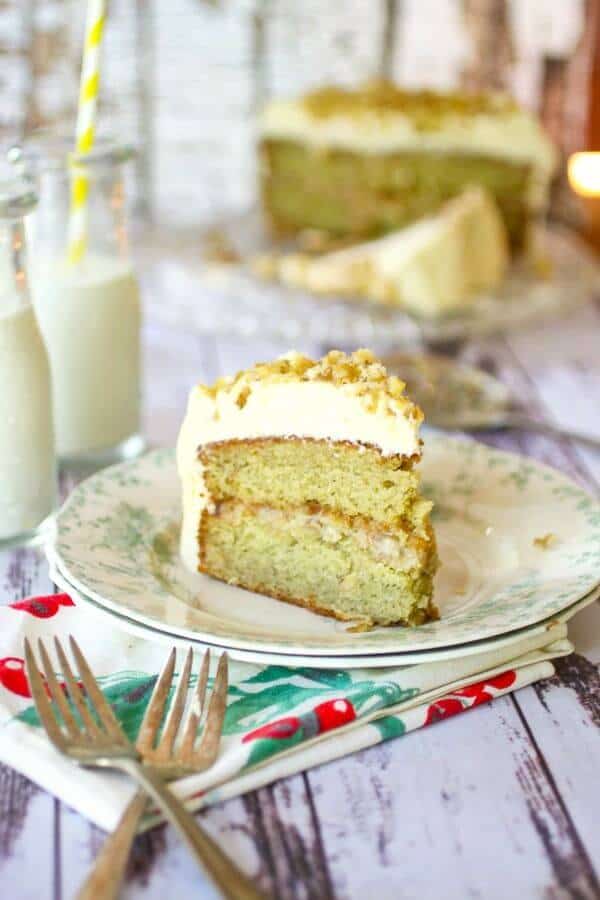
[24,637,228,769]
[24,636,130,751]
[137,647,228,768]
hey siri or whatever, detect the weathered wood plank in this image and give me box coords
[308,692,599,899]
[82,794,267,898]
[0,547,51,609]
[238,777,335,899]
[0,781,56,900]
[482,302,600,881]
[0,545,56,896]
[514,654,600,880]
[502,301,600,487]
[152,0,255,226]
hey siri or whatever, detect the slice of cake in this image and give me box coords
[177,349,438,629]
[269,188,509,318]
[259,81,557,249]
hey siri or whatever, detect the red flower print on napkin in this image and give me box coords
[0,652,85,700]
[0,657,31,697]
[9,593,75,619]
[424,670,517,726]
[243,697,357,744]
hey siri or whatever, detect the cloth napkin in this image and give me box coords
[0,588,574,833]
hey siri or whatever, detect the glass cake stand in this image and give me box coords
[139,214,600,348]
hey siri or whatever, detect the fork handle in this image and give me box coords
[501,413,600,451]
[117,758,265,900]
[77,790,147,900]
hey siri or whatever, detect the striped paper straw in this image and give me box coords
[67,0,106,265]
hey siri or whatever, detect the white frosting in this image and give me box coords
[260,100,557,174]
[177,375,421,571]
[277,188,509,316]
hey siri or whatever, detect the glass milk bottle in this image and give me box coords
[12,138,143,466]
[0,178,56,547]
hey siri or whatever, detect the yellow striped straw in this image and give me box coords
[67,0,106,265]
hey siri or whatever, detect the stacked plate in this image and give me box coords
[47,438,600,668]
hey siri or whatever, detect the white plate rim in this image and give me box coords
[50,560,599,669]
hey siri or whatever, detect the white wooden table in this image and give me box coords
[1,276,600,899]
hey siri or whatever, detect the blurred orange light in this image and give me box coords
[568,152,600,198]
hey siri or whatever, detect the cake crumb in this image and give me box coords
[249,253,279,280]
[203,228,240,265]
[297,228,356,254]
[534,532,557,549]
[346,620,374,633]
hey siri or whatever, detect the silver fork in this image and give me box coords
[25,637,264,900]
[76,645,260,900]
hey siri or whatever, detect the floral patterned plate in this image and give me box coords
[49,561,599,668]
[49,439,600,658]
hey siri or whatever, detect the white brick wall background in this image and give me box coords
[0,0,592,226]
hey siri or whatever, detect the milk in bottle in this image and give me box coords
[15,138,143,465]
[0,178,56,546]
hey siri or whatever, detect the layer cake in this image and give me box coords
[177,349,438,629]
[259,81,557,249]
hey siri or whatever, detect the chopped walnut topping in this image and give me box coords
[235,386,251,409]
[198,349,422,424]
[300,80,516,128]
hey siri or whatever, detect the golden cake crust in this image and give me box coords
[197,567,439,629]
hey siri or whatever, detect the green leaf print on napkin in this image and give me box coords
[15,662,417,772]
[17,672,160,742]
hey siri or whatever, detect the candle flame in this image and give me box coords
[568,152,600,198]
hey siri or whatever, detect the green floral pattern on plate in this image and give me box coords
[50,437,600,656]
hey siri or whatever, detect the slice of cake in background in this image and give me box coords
[177,350,438,629]
[270,187,509,318]
[259,81,557,250]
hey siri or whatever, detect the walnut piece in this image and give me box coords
[199,349,422,425]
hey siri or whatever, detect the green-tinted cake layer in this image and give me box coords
[260,140,531,247]
[201,438,423,530]
[202,505,436,627]
[199,438,438,628]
